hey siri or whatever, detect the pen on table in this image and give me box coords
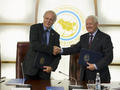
[57,81,61,84]
[1,77,6,79]
[0,80,5,83]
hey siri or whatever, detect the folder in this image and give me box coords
[79,48,103,66]
[6,78,32,88]
[33,52,54,69]
[5,78,25,85]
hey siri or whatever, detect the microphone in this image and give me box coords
[58,71,83,90]
[5,63,32,89]
[15,62,32,88]
[0,77,6,83]
[21,62,25,84]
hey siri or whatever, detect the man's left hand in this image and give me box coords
[43,66,52,73]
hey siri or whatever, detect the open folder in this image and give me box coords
[5,78,32,88]
[5,78,26,85]
[79,48,103,66]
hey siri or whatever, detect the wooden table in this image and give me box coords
[1,79,120,90]
[0,79,86,90]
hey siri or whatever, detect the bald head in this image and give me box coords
[43,10,57,22]
[86,15,98,33]
[86,15,98,24]
[43,10,57,29]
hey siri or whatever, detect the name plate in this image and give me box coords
[72,89,88,90]
[11,88,30,90]
[69,85,84,90]
[46,86,64,90]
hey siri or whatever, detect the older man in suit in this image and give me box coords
[23,10,61,80]
[54,15,113,83]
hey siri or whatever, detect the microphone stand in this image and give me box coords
[21,62,25,84]
[59,71,77,85]
[15,62,32,88]
[59,71,83,90]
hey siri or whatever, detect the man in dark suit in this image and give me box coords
[54,15,113,83]
[23,10,61,80]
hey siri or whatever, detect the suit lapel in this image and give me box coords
[38,24,55,45]
[85,33,90,49]
[38,24,45,43]
[91,30,101,49]
[49,29,54,45]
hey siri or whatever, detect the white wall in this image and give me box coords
[0,0,120,80]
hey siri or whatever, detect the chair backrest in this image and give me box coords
[16,42,29,78]
[69,53,80,81]
[0,46,1,79]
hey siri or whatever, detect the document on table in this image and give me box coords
[5,78,26,85]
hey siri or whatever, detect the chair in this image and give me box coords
[69,53,80,81]
[0,47,1,79]
[16,42,29,78]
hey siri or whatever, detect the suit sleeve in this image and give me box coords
[49,33,61,71]
[62,37,81,55]
[30,25,53,55]
[96,35,113,70]
[50,54,61,71]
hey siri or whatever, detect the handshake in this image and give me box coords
[53,46,61,55]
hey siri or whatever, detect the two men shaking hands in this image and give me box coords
[53,46,61,55]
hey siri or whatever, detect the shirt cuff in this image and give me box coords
[60,48,63,54]
[94,64,98,70]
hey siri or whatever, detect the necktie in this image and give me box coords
[43,30,48,45]
[89,34,93,48]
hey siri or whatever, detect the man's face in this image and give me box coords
[43,12,55,29]
[86,18,98,33]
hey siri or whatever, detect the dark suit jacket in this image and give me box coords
[62,30,113,83]
[23,23,61,79]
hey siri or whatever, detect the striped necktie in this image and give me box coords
[43,30,48,45]
[89,34,93,48]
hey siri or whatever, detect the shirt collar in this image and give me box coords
[89,29,98,37]
[43,25,51,32]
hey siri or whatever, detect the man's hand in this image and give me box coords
[53,46,61,55]
[43,66,52,73]
[86,62,96,71]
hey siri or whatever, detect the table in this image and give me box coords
[26,79,70,90]
[0,79,86,90]
[0,79,69,90]
[1,79,120,90]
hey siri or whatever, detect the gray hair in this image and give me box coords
[86,15,98,23]
[43,10,57,22]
